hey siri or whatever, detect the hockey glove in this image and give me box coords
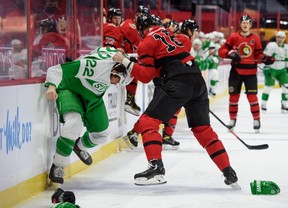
[250,180,280,195]
[262,55,275,65]
[129,56,137,62]
[52,188,76,204]
[227,50,241,64]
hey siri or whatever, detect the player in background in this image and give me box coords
[205,42,220,96]
[218,15,275,133]
[113,14,238,187]
[261,31,288,113]
[57,15,81,61]
[32,18,68,59]
[45,47,132,184]
[119,5,150,116]
[103,8,123,50]
[191,38,206,72]
[163,19,180,34]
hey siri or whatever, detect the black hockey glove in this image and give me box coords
[262,55,275,65]
[129,56,137,62]
[52,188,76,204]
[227,50,241,64]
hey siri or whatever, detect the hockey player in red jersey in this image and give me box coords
[113,14,238,187]
[32,18,69,61]
[103,8,123,49]
[161,19,200,149]
[218,15,275,133]
[119,5,149,116]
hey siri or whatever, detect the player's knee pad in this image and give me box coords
[192,125,218,148]
[210,69,219,81]
[263,86,272,94]
[61,112,83,140]
[246,93,258,103]
[138,114,162,135]
[229,93,240,103]
[89,129,110,145]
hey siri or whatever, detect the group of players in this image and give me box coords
[46,5,288,207]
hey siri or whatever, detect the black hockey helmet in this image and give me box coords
[151,14,162,26]
[107,7,122,22]
[136,13,153,34]
[36,18,57,33]
[240,15,252,23]
[136,5,150,15]
[181,19,199,36]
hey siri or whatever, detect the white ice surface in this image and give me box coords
[15,88,288,208]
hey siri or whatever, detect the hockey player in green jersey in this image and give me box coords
[45,47,132,184]
[261,31,288,113]
[205,42,220,96]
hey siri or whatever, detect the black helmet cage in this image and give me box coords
[136,13,153,34]
[107,8,122,22]
[168,20,179,32]
[240,15,252,23]
[180,19,199,36]
[136,5,150,15]
[151,14,162,26]
[37,18,57,33]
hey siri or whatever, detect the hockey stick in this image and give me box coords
[209,110,269,150]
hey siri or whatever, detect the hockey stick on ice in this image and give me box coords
[209,110,269,150]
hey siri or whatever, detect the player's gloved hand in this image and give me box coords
[227,50,241,64]
[129,56,137,62]
[250,180,280,195]
[262,55,275,65]
[52,188,76,204]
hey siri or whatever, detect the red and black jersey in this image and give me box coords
[131,26,194,83]
[103,23,122,48]
[218,32,263,75]
[175,33,192,53]
[119,19,142,53]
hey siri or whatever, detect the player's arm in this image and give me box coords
[44,64,63,100]
[113,52,156,83]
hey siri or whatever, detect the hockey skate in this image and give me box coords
[281,104,288,113]
[162,133,180,150]
[134,159,167,186]
[209,88,216,97]
[49,163,64,184]
[227,119,236,131]
[222,166,240,189]
[253,120,261,133]
[73,138,92,165]
[123,129,139,149]
[125,92,141,116]
[261,104,267,112]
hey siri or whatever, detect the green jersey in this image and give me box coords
[45,47,119,99]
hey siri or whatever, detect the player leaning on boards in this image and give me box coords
[45,47,132,184]
[113,14,239,188]
[218,15,275,133]
[261,31,288,113]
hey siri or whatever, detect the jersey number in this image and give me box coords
[83,59,97,77]
[153,30,183,53]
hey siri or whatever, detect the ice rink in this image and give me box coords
[16,88,288,208]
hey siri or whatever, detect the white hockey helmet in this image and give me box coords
[276,31,286,38]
